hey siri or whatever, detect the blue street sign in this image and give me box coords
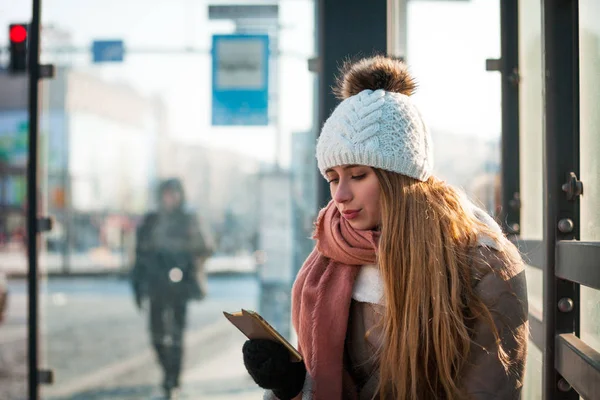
[92,40,125,63]
[211,34,270,126]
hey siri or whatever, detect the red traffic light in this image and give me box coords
[9,25,27,43]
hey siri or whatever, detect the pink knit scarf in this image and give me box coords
[292,201,379,399]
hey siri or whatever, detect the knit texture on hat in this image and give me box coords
[316,88,433,181]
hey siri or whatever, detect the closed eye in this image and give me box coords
[351,174,366,180]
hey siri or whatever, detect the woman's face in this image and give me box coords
[326,165,381,230]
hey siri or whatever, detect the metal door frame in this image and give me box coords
[501,0,600,398]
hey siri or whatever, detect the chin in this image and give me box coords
[350,220,376,231]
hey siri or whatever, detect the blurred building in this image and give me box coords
[0,67,165,269]
[469,172,501,217]
[0,73,29,249]
[431,129,501,214]
[157,140,264,255]
[290,131,317,277]
[256,168,293,339]
[45,68,162,215]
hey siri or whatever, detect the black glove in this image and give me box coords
[242,339,306,400]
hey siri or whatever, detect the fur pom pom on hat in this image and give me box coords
[316,56,434,181]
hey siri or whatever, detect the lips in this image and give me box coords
[341,209,361,220]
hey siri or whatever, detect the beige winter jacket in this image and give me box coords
[265,207,528,400]
[345,245,528,400]
[265,244,528,400]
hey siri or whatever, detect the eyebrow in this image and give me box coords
[325,165,361,174]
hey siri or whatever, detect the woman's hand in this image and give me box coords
[242,339,306,400]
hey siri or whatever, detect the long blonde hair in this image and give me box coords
[373,170,519,399]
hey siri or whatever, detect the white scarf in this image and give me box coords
[353,203,503,305]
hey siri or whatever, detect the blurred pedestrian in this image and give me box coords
[131,178,213,399]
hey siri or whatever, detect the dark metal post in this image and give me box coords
[316,0,387,208]
[499,0,520,236]
[27,0,42,397]
[541,0,580,398]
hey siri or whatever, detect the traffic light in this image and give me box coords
[8,23,29,73]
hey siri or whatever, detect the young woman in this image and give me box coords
[242,56,528,400]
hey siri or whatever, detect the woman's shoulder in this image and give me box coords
[469,244,528,313]
[470,243,524,278]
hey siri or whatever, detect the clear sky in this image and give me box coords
[1,0,502,166]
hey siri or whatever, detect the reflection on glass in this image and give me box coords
[518,0,543,240]
[407,0,503,216]
[581,287,600,351]
[579,0,600,353]
[522,340,543,400]
[525,264,543,313]
[517,3,545,394]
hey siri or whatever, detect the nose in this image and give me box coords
[332,179,352,204]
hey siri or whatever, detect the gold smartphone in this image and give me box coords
[223,309,303,363]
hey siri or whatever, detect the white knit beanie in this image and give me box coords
[316,56,433,182]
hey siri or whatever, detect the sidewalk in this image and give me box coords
[0,250,257,278]
[183,337,264,400]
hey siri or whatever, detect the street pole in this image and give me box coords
[27,0,42,397]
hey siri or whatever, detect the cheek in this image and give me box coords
[363,182,381,214]
[369,196,381,220]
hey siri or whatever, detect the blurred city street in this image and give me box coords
[1,0,597,398]
[0,252,257,277]
[0,274,264,400]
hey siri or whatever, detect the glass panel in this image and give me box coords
[579,1,600,241]
[6,1,318,399]
[517,2,544,396]
[525,265,543,314]
[407,0,502,214]
[581,287,600,351]
[572,6,600,399]
[579,0,600,353]
[0,4,32,398]
[522,340,543,400]
[518,0,543,240]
